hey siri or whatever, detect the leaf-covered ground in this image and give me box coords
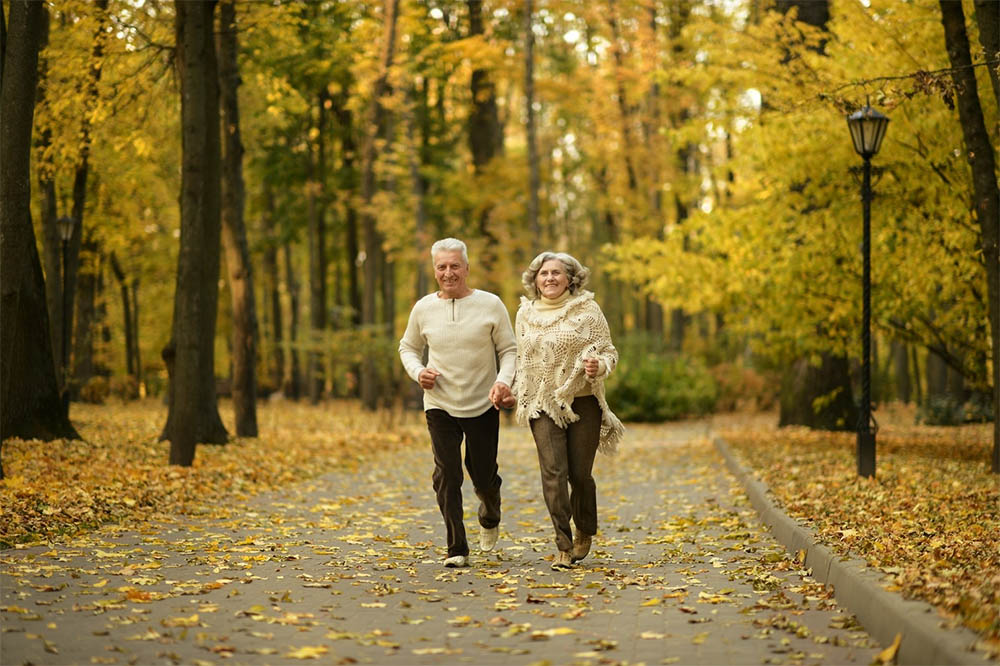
[0,400,424,549]
[2,405,883,665]
[716,405,999,658]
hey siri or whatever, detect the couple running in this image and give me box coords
[399,238,624,571]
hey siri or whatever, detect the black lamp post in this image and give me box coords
[846,105,889,478]
[57,216,76,401]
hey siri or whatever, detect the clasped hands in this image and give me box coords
[418,368,515,410]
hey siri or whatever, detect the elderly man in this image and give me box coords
[399,238,516,568]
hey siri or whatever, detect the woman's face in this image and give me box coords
[536,259,570,300]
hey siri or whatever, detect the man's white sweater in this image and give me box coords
[399,289,516,417]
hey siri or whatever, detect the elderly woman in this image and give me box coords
[512,252,624,570]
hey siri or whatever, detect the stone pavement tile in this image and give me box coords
[2,421,882,665]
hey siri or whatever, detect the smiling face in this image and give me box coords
[535,258,570,300]
[433,249,471,299]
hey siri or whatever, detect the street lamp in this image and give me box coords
[57,216,75,403]
[846,104,889,478]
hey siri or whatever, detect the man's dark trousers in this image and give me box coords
[425,407,502,557]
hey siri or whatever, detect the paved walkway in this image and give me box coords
[1,421,881,665]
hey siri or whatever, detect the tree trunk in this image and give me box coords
[306,91,328,404]
[467,0,502,292]
[606,0,638,192]
[72,239,98,392]
[40,177,63,381]
[109,252,136,379]
[261,181,283,395]
[926,347,949,398]
[523,0,540,246]
[163,0,228,466]
[939,0,1000,472]
[641,2,665,337]
[66,0,109,396]
[359,0,400,411]
[779,354,857,431]
[130,277,141,390]
[1,0,80,458]
[34,12,62,383]
[910,345,923,406]
[891,340,911,404]
[973,0,1000,110]
[218,0,258,436]
[282,239,302,399]
[775,0,830,32]
[332,93,362,327]
[407,83,429,300]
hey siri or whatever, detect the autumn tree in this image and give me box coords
[359,0,400,411]
[163,0,228,466]
[465,0,503,292]
[218,0,258,437]
[772,0,856,432]
[938,0,1000,472]
[1,0,80,462]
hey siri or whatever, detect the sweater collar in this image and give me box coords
[536,289,572,310]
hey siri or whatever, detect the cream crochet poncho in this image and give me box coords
[512,290,625,455]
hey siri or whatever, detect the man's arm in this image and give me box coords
[398,303,427,383]
[492,299,517,387]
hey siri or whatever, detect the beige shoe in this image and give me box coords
[571,533,592,563]
[479,526,499,552]
[444,555,469,568]
[551,550,573,571]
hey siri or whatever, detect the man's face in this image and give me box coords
[433,250,469,298]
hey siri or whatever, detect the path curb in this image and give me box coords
[713,436,984,665]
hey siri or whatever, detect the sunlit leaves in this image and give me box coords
[719,409,999,655]
[604,0,995,380]
[0,400,421,549]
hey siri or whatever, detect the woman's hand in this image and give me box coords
[490,381,515,409]
[583,357,600,378]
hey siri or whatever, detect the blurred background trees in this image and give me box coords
[3,0,996,466]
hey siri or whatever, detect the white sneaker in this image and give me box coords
[443,555,469,568]
[479,526,499,552]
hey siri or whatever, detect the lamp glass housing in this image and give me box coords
[847,106,889,157]
[57,216,75,242]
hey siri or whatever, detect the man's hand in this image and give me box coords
[490,382,515,409]
[418,368,442,390]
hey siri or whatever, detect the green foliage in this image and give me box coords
[607,335,718,422]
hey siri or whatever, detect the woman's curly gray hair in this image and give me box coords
[521,251,590,299]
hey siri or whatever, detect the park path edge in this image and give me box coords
[713,435,986,666]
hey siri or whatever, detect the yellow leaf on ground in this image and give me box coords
[161,614,199,628]
[874,633,902,664]
[284,645,329,659]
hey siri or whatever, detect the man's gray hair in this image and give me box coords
[522,251,590,299]
[431,238,469,265]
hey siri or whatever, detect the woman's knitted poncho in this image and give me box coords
[512,290,625,455]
